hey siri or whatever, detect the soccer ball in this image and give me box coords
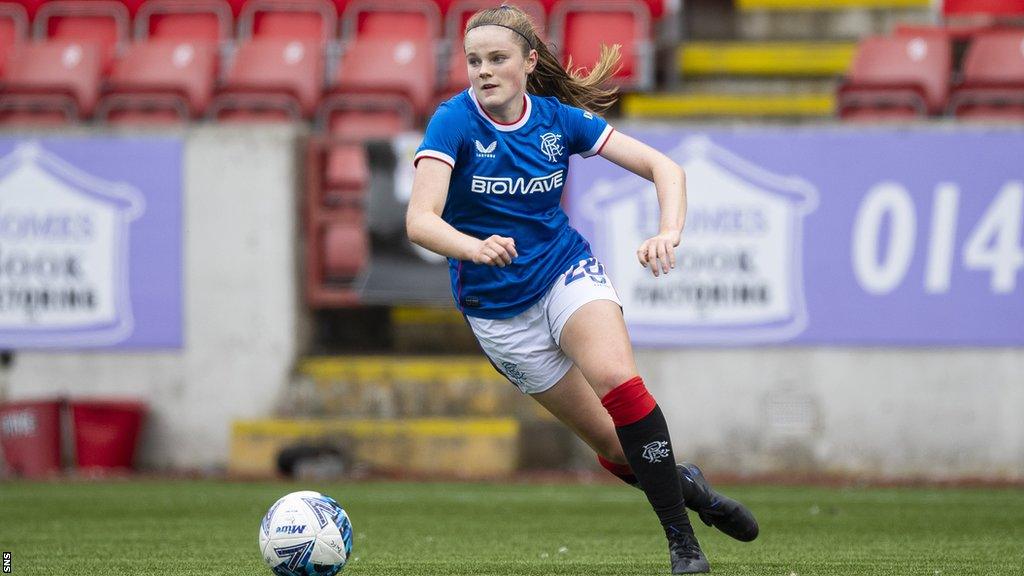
[259,490,354,576]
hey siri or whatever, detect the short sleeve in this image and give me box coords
[415,102,465,168]
[562,105,614,158]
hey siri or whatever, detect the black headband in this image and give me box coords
[466,21,535,50]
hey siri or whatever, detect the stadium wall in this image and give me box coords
[4,125,305,471]
[642,349,1024,481]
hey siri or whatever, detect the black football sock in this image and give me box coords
[601,376,693,534]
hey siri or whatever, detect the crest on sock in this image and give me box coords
[641,440,670,463]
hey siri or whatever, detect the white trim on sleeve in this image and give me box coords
[414,149,456,168]
[580,125,614,158]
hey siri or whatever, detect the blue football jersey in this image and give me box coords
[415,89,614,319]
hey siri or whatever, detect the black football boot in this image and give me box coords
[678,463,759,543]
[666,525,711,574]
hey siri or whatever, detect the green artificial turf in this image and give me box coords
[1,479,1022,575]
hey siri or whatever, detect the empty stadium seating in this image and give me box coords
[33,1,130,69]
[319,221,368,284]
[838,35,952,120]
[134,0,233,44]
[0,40,103,123]
[239,0,337,42]
[550,0,652,90]
[210,38,323,120]
[342,0,442,41]
[98,40,219,123]
[323,142,369,206]
[332,36,436,117]
[0,0,677,127]
[948,29,1024,118]
[305,138,370,307]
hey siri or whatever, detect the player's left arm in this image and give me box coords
[598,130,686,278]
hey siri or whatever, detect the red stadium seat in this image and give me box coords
[239,0,337,43]
[210,38,324,120]
[33,1,130,69]
[304,137,368,306]
[97,40,218,123]
[305,219,367,306]
[331,37,436,117]
[956,29,1024,85]
[320,101,415,139]
[948,29,1024,118]
[550,0,652,90]
[837,35,952,120]
[0,40,103,123]
[134,0,233,44]
[342,0,442,40]
[944,0,1024,16]
[321,220,368,282]
[324,142,369,200]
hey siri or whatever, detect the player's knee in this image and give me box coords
[593,369,641,398]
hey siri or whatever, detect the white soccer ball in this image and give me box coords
[258,490,354,576]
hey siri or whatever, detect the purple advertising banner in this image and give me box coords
[0,137,182,349]
[567,127,1023,346]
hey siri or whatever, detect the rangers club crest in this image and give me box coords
[540,132,564,162]
[501,361,529,389]
[641,440,670,463]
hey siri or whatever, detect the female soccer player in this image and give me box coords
[406,5,758,573]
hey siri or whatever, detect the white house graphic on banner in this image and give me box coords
[579,136,818,345]
[0,143,144,346]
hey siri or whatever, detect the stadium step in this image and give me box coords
[679,41,856,76]
[622,91,835,119]
[289,355,541,419]
[732,3,934,41]
[229,417,520,478]
[231,354,586,478]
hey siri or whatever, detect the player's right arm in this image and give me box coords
[405,158,518,267]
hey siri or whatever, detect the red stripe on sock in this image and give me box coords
[600,376,657,427]
[597,454,634,477]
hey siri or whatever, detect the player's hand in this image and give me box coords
[472,235,518,267]
[637,230,680,277]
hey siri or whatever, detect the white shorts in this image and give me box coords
[466,257,622,395]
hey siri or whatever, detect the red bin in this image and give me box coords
[71,400,146,471]
[0,399,64,478]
